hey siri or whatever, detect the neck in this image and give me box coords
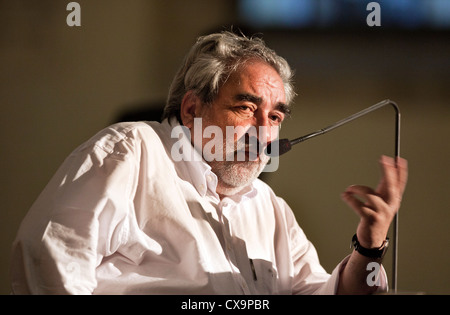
[216,182,244,200]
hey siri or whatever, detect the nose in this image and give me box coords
[254,112,278,145]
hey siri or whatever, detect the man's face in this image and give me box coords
[192,60,288,196]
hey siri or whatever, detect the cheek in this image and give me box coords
[208,117,242,141]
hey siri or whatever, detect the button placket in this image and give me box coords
[218,201,252,294]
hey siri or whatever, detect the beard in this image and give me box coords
[209,159,268,196]
[210,161,265,190]
[194,120,275,197]
[206,134,270,196]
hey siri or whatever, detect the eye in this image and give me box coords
[234,104,255,117]
[238,105,253,112]
[269,113,284,125]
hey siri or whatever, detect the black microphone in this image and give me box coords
[264,99,402,293]
[265,99,400,158]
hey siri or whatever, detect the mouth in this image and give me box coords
[228,135,268,162]
[235,140,269,162]
[235,149,260,162]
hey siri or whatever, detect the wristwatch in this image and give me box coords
[351,234,389,259]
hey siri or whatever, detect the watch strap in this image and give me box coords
[351,234,389,259]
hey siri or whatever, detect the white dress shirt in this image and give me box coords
[10,118,386,294]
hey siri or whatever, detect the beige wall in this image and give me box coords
[1,0,449,294]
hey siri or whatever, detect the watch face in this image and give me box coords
[352,234,358,247]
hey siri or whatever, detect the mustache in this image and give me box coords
[229,134,268,161]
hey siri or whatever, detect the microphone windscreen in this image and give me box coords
[265,138,291,157]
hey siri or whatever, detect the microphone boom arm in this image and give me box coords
[272,99,401,293]
[289,99,400,156]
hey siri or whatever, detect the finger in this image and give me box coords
[344,185,383,207]
[395,156,408,196]
[378,155,409,204]
[341,185,380,216]
[375,174,387,197]
[345,184,376,198]
[378,155,400,203]
[341,191,366,217]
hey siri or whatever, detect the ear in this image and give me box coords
[180,90,201,129]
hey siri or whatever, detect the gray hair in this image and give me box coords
[162,31,295,122]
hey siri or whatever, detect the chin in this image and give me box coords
[215,161,265,190]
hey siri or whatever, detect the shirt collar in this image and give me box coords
[161,118,258,202]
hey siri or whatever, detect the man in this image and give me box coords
[10,31,408,294]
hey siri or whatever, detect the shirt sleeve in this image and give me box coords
[10,124,139,294]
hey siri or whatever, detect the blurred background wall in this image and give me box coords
[1,0,449,294]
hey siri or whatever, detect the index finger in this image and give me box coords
[378,155,408,203]
[395,156,408,196]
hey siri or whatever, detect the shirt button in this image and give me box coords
[206,175,213,182]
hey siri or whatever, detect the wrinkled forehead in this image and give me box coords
[222,60,287,103]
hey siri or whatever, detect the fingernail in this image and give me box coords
[381,155,394,165]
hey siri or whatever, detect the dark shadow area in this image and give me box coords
[113,101,166,123]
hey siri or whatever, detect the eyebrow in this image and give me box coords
[275,102,291,117]
[234,93,291,117]
[235,93,262,105]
